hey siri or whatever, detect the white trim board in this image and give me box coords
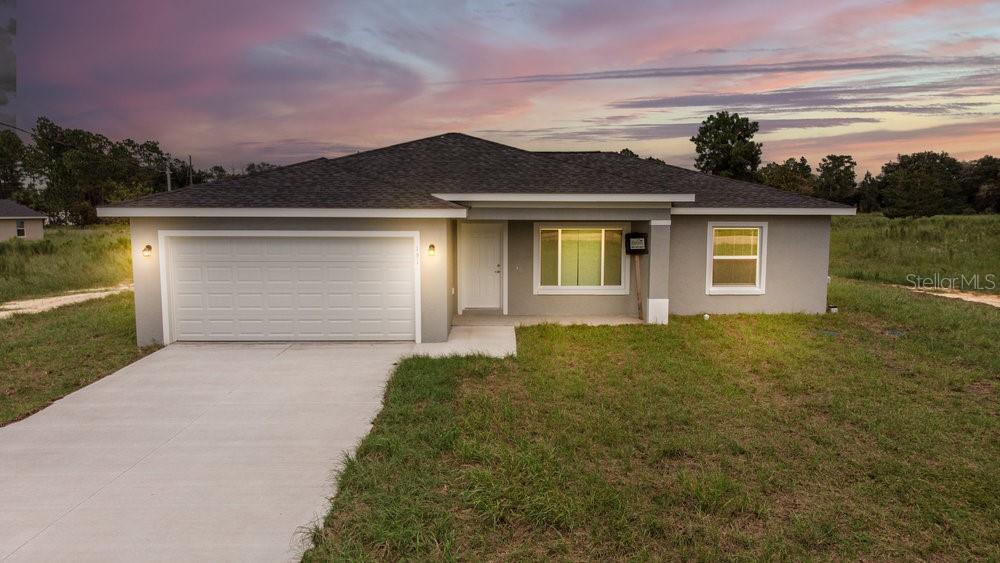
[673,207,855,216]
[705,221,768,296]
[532,222,631,296]
[98,207,467,218]
[456,221,509,315]
[155,229,422,345]
[433,193,695,203]
[1,216,46,220]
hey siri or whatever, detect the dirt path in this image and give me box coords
[910,287,1000,309]
[0,283,133,320]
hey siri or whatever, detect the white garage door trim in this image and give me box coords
[157,230,422,344]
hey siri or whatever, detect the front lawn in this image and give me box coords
[306,279,1000,560]
[0,292,157,425]
[0,224,132,302]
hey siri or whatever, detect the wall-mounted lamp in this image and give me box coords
[427,244,436,256]
[142,244,153,258]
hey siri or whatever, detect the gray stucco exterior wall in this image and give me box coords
[0,218,45,241]
[505,220,646,317]
[668,214,831,315]
[127,217,451,345]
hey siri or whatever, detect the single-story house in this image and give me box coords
[98,133,855,345]
[0,199,46,241]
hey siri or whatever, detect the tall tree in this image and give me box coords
[856,171,881,213]
[244,162,278,175]
[961,155,1000,212]
[816,154,857,203]
[880,152,966,218]
[758,157,814,194]
[0,129,24,200]
[690,111,762,181]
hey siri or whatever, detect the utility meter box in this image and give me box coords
[625,232,648,255]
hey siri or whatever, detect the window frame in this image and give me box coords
[705,221,767,295]
[15,220,25,238]
[533,222,630,295]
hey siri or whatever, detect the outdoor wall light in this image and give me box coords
[142,244,153,258]
[427,244,436,256]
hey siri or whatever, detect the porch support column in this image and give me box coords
[646,219,670,323]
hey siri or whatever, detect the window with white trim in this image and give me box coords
[15,220,25,238]
[535,225,628,295]
[706,222,766,295]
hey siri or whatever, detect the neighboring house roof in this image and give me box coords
[0,199,46,219]
[99,133,852,214]
[540,151,854,210]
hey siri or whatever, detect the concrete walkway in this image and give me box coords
[0,284,133,320]
[0,328,515,562]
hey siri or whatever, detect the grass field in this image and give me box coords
[0,224,133,302]
[305,279,1000,561]
[831,214,1000,293]
[0,292,156,425]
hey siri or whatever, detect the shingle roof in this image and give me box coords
[328,133,688,195]
[539,151,853,209]
[0,199,46,218]
[107,158,462,209]
[102,133,851,211]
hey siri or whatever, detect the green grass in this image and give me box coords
[0,292,157,425]
[0,224,133,302]
[305,279,1000,561]
[831,214,1000,293]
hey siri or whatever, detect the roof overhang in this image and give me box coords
[0,216,46,220]
[672,207,856,216]
[432,193,695,204]
[96,207,468,219]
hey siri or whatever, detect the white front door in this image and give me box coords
[460,222,504,309]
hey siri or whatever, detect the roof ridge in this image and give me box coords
[530,150,671,192]
[326,132,461,163]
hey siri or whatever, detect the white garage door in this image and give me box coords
[166,235,417,341]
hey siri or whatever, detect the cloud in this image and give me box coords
[463,55,1000,85]
[479,117,881,142]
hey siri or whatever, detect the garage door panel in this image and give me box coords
[168,236,416,341]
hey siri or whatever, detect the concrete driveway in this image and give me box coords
[0,342,414,562]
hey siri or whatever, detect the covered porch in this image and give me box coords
[453,308,643,327]
[445,195,676,330]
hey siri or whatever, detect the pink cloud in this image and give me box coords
[13,0,1000,171]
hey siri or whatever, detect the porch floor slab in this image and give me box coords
[413,326,517,357]
[453,312,642,327]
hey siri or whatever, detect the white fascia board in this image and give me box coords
[0,216,46,220]
[96,207,468,218]
[672,207,856,216]
[432,193,696,203]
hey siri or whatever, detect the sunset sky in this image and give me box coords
[15,0,1000,174]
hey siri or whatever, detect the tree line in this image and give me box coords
[0,117,278,224]
[2,114,997,223]
[687,111,999,217]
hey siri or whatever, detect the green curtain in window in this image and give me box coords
[712,259,757,285]
[560,229,602,286]
[603,230,622,285]
[540,229,559,285]
[713,228,759,256]
[540,228,623,287]
[712,227,759,286]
